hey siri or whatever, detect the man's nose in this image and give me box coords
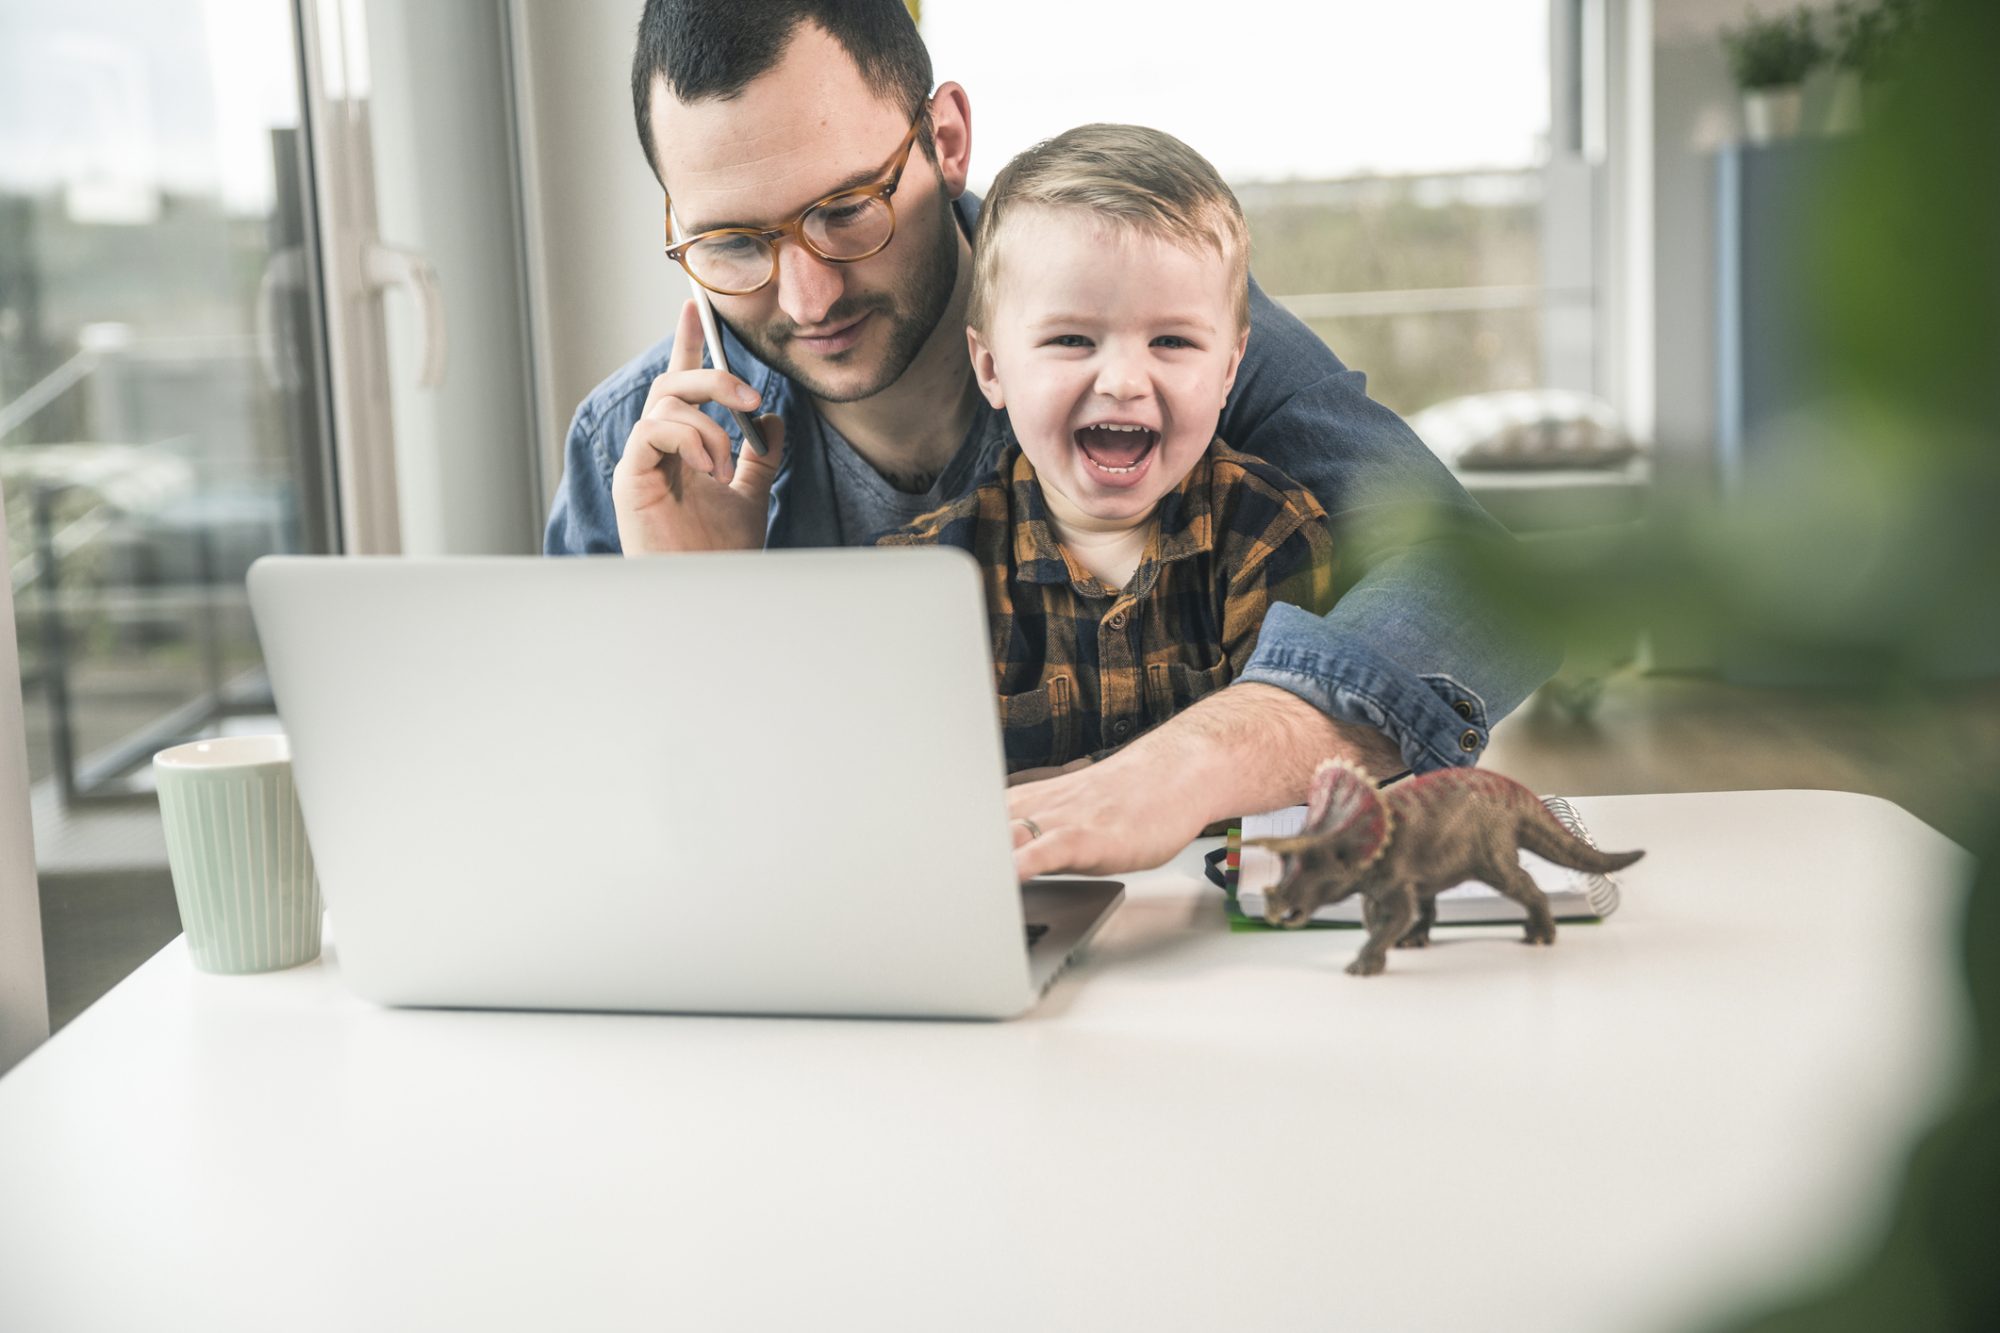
[773,242,844,329]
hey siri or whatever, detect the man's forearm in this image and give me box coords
[1144,681,1403,825]
[1007,679,1403,879]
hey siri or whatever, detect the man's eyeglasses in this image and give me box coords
[663,107,928,297]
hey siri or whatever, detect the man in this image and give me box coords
[544,0,1560,879]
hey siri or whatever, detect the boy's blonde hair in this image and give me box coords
[968,124,1251,335]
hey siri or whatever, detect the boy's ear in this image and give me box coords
[966,325,1006,410]
[1220,325,1250,403]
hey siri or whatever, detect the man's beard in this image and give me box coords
[729,181,960,404]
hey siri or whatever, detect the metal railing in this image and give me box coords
[3,335,273,805]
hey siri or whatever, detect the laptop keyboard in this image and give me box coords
[1025,922,1049,948]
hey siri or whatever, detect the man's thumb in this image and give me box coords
[731,414,786,498]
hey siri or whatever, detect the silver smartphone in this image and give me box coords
[669,206,769,457]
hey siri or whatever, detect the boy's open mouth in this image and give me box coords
[1074,423,1159,476]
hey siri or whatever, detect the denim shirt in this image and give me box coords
[544,195,1560,774]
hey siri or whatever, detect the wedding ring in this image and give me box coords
[1015,816,1045,841]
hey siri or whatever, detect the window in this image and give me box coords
[923,0,1604,415]
[1,0,336,1025]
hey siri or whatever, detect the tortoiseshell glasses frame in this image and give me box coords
[663,107,928,296]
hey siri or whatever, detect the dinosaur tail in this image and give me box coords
[1517,806,1644,875]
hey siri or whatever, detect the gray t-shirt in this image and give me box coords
[820,404,1013,545]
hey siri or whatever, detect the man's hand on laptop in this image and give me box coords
[612,300,786,554]
[1007,683,1405,879]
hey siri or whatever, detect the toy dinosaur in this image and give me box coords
[1253,759,1644,976]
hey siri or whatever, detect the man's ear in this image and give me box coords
[928,82,973,197]
[1220,325,1250,404]
[966,325,1005,410]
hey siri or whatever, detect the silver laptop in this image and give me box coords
[245,550,1122,1021]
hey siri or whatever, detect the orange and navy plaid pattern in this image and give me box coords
[878,438,1337,772]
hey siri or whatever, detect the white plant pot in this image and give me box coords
[1743,86,1805,143]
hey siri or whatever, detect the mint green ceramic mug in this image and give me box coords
[154,734,323,974]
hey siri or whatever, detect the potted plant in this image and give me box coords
[1721,6,1826,142]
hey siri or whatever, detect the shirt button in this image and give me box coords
[1108,611,1126,630]
[1453,700,1474,720]
[1458,728,1482,752]
[1113,719,1132,738]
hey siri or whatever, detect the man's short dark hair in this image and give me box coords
[632,0,935,184]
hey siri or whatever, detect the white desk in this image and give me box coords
[0,790,1974,1332]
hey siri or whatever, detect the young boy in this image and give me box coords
[878,124,1337,774]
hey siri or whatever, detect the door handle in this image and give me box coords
[362,242,447,389]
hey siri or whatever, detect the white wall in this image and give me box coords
[509,0,683,513]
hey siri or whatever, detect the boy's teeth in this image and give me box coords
[1075,424,1157,472]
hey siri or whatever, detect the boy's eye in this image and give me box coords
[1152,335,1196,350]
[1047,334,1093,348]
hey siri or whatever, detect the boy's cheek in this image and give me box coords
[1014,438,1070,475]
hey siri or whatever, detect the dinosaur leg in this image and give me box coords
[1487,859,1558,945]
[1349,888,1416,976]
[1396,894,1436,949]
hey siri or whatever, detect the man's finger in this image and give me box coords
[616,419,718,507]
[645,369,762,419]
[654,399,736,483]
[665,298,705,375]
[729,414,786,503]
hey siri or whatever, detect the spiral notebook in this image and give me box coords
[1222,796,1622,931]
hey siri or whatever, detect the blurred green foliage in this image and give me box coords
[1723,4,1999,1323]
[1452,0,1997,1324]
[1831,0,1920,78]
[1722,6,1828,89]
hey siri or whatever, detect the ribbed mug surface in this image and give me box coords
[155,735,322,974]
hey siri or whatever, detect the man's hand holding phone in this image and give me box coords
[611,299,786,555]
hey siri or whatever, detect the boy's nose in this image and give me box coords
[1094,350,1150,402]
[773,243,844,330]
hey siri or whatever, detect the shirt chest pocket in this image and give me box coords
[1145,659,1230,726]
[997,673,1079,773]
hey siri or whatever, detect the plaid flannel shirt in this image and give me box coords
[878,438,1337,772]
